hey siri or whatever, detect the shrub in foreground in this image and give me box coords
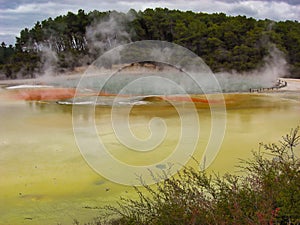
[91,127,300,225]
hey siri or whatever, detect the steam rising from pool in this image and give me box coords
[215,46,288,92]
[6,45,287,106]
[19,11,288,99]
[41,44,287,101]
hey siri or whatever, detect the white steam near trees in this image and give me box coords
[86,11,134,55]
[215,45,288,92]
[36,12,289,93]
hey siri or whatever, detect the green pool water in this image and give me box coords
[0,89,299,225]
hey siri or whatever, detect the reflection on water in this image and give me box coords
[0,89,299,225]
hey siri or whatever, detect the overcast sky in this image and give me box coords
[0,0,299,45]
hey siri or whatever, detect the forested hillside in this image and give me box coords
[0,8,299,79]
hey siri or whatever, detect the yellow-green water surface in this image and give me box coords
[0,89,299,225]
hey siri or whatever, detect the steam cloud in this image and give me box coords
[215,45,288,92]
[67,44,289,95]
[35,11,288,94]
[86,12,133,55]
[39,46,58,79]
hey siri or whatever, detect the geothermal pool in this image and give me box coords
[0,85,299,225]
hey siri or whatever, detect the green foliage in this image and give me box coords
[102,127,300,225]
[1,8,300,78]
[0,42,14,64]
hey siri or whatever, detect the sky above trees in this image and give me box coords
[0,0,299,45]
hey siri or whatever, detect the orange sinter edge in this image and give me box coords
[9,88,223,104]
[11,88,77,101]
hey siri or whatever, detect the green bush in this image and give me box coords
[101,127,300,225]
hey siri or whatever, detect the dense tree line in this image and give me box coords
[0,8,299,79]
